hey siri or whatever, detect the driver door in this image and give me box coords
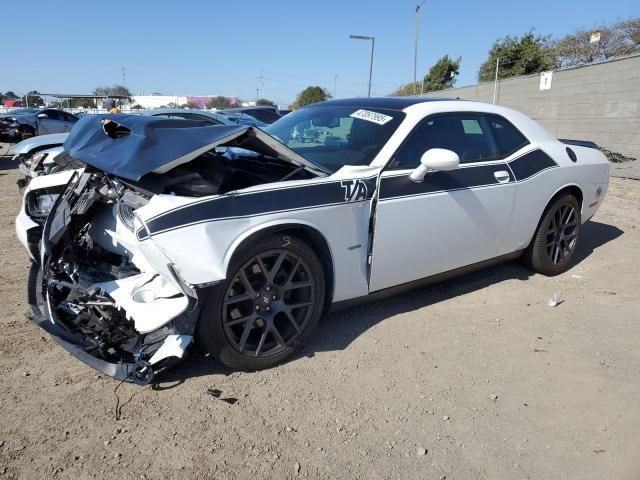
[37,110,68,135]
[369,113,518,292]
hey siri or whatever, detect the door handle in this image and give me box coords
[494,170,510,183]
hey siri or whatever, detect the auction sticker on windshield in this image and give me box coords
[350,109,393,125]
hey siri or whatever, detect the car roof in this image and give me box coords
[306,97,451,111]
[225,106,279,112]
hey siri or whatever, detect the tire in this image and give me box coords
[197,234,325,370]
[523,193,581,276]
[18,125,35,141]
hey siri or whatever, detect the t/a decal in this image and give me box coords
[341,179,368,202]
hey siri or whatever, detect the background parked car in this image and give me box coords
[0,108,78,140]
[219,111,268,127]
[9,133,69,190]
[143,108,232,125]
[223,106,282,124]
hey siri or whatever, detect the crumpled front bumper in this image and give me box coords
[27,261,199,384]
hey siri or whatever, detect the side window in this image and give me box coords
[390,114,499,169]
[251,109,281,124]
[64,112,78,122]
[187,114,222,125]
[42,110,62,121]
[487,115,528,156]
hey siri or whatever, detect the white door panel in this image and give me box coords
[369,165,516,292]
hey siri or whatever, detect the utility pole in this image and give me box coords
[492,57,500,104]
[413,1,426,95]
[334,74,338,98]
[349,35,375,97]
[121,67,126,108]
[257,70,264,101]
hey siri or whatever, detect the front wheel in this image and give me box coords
[197,234,325,370]
[523,193,581,276]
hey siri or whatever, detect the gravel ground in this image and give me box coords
[0,150,639,479]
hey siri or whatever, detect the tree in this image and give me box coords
[69,97,97,108]
[392,55,461,95]
[92,85,133,105]
[131,104,144,110]
[179,102,201,109]
[22,90,44,107]
[478,32,555,82]
[4,91,19,100]
[206,96,233,110]
[552,17,640,67]
[256,98,275,106]
[291,86,331,110]
[423,55,461,92]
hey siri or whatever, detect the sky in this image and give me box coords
[4,0,638,105]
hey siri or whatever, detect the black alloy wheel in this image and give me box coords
[197,234,325,370]
[222,249,317,358]
[524,193,581,276]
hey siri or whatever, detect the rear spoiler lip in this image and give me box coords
[559,138,599,149]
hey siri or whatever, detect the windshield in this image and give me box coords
[265,105,405,172]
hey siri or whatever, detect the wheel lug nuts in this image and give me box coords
[255,305,260,311]
[272,295,277,300]
[266,306,271,312]
[256,293,260,298]
[266,286,271,292]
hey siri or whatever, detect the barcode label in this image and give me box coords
[350,109,393,125]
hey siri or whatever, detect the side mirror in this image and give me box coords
[409,148,460,182]
[37,113,48,119]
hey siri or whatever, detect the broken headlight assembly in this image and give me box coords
[116,189,149,231]
[117,202,137,230]
[30,151,49,171]
[26,191,60,224]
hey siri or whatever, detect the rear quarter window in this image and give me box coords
[488,115,529,156]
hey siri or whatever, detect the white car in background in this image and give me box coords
[16,98,608,384]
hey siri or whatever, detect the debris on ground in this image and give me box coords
[547,292,563,307]
[600,148,636,163]
[207,388,238,405]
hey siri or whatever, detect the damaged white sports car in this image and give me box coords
[16,98,609,384]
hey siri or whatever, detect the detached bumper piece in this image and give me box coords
[28,262,198,385]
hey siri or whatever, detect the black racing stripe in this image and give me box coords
[508,149,557,181]
[136,228,149,241]
[380,163,508,200]
[143,178,376,236]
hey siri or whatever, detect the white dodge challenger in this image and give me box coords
[16,98,609,384]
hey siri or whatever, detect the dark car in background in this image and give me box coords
[0,108,78,140]
[144,108,267,127]
[224,106,282,124]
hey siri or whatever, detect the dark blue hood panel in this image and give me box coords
[63,115,250,181]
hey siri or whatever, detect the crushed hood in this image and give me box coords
[63,114,329,181]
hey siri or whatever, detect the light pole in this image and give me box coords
[349,35,375,97]
[334,74,338,98]
[413,1,426,95]
[121,67,126,108]
[492,57,500,104]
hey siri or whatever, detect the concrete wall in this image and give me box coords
[424,54,640,159]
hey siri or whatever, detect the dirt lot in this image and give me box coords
[0,150,639,480]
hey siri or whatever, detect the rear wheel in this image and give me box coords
[523,193,581,276]
[197,234,325,370]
